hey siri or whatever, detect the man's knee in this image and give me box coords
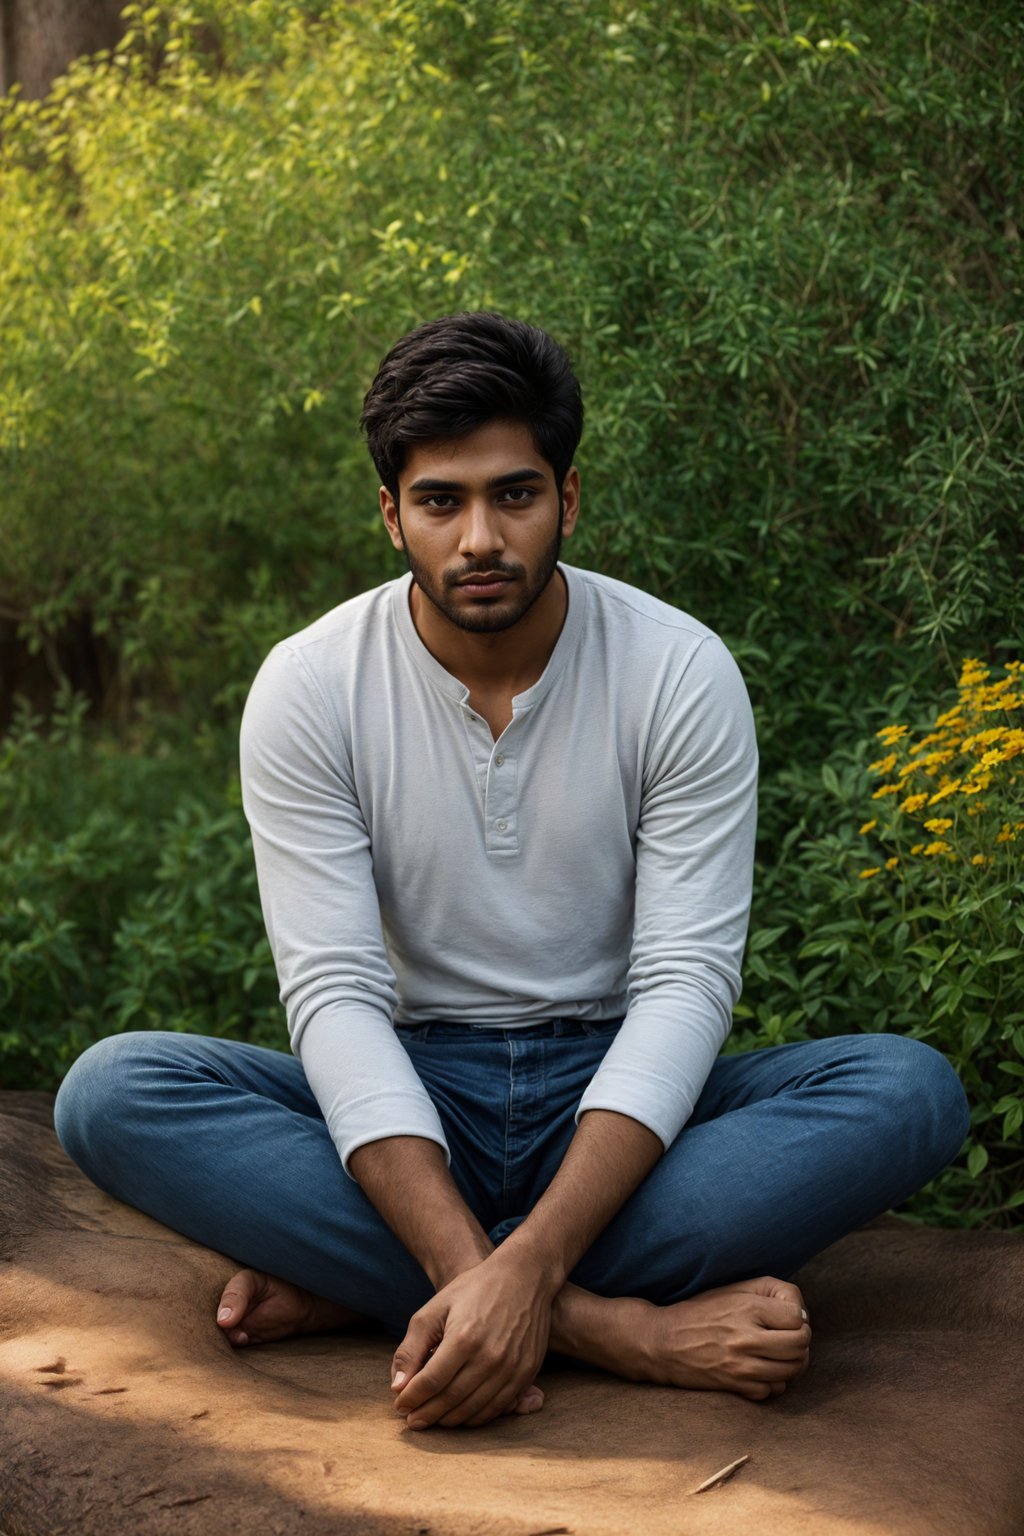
[54,1030,174,1174]
[857,1032,969,1170]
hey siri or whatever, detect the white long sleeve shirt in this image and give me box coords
[240,562,758,1176]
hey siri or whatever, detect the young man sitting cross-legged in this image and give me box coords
[55,311,969,1432]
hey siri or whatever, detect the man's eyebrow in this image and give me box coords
[407,468,547,492]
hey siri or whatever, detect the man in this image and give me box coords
[55,312,968,1432]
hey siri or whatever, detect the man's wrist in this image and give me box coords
[428,1229,494,1290]
[490,1229,568,1297]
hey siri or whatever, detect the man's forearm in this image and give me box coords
[500,1109,664,1289]
[351,1111,663,1297]
[348,1136,493,1288]
[359,1115,665,1430]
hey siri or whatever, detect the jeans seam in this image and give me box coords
[502,1038,514,1218]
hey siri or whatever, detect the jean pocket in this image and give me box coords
[394,1023,435,1043]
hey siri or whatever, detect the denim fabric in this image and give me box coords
[54,1024,968,1336]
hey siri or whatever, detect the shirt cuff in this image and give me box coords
[575,995,730,1149]
[295,1010,451,1179]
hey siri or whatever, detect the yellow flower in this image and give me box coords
[897,761,919,780]
[919,749,956,769]
[868,752,898,776]
[923,817,953,834]
[859,867,881,880]
[900,793,929,813]
[872,783,900,799]
[885,856,900,871]
[923,840,950,856]
[927,781,961,805]
[996,824,1016,844]
[970,854,988,866]
[858,819,877,835]
[962,728,1005,752]
[875,724,909,745]
[910,843,925,855]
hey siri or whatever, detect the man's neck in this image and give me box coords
[408,569,569,698]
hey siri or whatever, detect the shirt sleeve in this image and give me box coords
[575,634,757,1148]
[239,641,450,1177]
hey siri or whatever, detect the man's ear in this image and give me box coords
[380,486,404,553]
[560,466,581,540]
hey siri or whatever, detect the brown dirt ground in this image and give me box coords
[1,1090,1022,1536]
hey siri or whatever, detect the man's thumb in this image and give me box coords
[391,1312,440,1389]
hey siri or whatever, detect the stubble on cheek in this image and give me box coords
[397,510,564,635]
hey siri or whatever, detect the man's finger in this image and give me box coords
[465,1380,543,1428]
[401,1358,500,1429]
[391,1309,445,1393]
[395,1327,499,1417]
[217,1269,261,1326]
[433,1374,523,1429]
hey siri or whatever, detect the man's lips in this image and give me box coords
[455,574,514,593]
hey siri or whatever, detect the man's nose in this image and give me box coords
[458,499,506,560]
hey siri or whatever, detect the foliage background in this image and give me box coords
[1,0,1021,1224]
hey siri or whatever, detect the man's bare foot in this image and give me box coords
[218,1269,545,1419]
[632,1276,811,1401]
[551,1275,810,1403]
[215,1269,359,1348]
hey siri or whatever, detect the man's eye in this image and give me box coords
[422,495,457,509]
[500,487,536,504]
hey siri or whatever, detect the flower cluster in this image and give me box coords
[858,658,1024,882]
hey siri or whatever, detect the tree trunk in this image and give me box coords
[0,0,126,100]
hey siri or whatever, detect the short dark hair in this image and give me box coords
[360,311,584,498]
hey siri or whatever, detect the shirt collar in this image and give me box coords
[390,562,588,711]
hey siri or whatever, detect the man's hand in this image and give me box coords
[390,1247,552,1429]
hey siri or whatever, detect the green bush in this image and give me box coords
[2,0,1020,745]
[735,660,1024,1225]
[0,688,282,1088]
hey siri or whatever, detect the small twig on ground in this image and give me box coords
[689,1453,751,1494]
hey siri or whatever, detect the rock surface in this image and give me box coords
[1,1089,1022,1535]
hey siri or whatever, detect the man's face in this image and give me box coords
[380,420,579,635]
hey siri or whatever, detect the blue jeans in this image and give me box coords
[54,1024,968,1336]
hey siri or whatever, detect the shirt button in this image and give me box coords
[495,754,505,767]
[496,818,508,833]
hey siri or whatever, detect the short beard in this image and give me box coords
[397,506,563,635]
